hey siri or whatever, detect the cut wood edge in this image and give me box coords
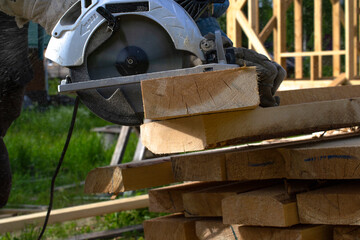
[84,157,175,194]
[141,67,260,120]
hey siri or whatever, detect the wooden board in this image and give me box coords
[182,181,278,217]
[222,185,299,227]
[297,182,360,225]
[171,132,360,182]
[195,219,240,240]
[282,137,360,179]
[84,157,174,194]
[237,225,333,240]
[141,97,360,154]
[149,182,229,213]
[277,85,360,105]
[141,67,259,120]
[0,195,149,233]
[333,226,360,240]
[143,214,200,240]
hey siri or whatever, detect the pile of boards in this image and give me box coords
[85,69,360,239]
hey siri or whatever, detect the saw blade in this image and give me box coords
[70,15,185,125]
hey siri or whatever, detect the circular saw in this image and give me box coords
[45,0,237,126]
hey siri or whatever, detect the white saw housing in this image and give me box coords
[45,0,206,67]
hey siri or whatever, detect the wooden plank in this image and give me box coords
[227,0,244,47]
[280,50,346,57]
[222,185,299,227]
[141,97,360,154]
[141,67,259,120]
[274,0,287,69]
[235,10,271,59]
[237,225,333,240]
[283,137,360,179]
[172,151,227,181]
[295,0,303,79]
[314,0,323,78]
[84,157,174,194]
[0,195,149,233]
[149,182,229,213]
[226,149,285,180]
[182,181,278,217]
[332,0,341,76]
[346,0,355,80]
[143,214,200,240]
[195,219,240,240]
[328,73,347,86]
[277,85,360,105]
[333,226,360,240]
[248,0,259,49]
[297,182,360,225]
[259,16,276,43]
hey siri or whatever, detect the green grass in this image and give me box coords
[1,103,154,239]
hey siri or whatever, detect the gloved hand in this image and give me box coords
[232,47,286,107]
[0,0,77,34]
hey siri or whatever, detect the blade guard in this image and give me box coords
[45,0,206,67]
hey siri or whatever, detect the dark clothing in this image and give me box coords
[0,11,32,207]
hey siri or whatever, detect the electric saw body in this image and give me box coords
[45,0,238,125]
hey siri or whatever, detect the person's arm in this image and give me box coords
[0,0,77,34]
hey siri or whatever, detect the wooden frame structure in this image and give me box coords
[227,0,360,87]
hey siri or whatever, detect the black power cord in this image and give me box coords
[37,96,80,240]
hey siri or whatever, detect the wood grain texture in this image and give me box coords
[141,97,360,154]
[222,185,299,227]
[84,157,174,194]
[0,195,149,233]
[276,85,360,106]
[333,226,360,240]
[237,225,333,240]
[143,214,200,240]
[297,182,360,225]
[149,182,229,213]
[282,137,360,179]
[141,67,259,120]
[182,181,277,217]
[195,219,240,240]
[226,149,285,180]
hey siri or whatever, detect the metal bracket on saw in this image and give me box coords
[58,63,238,93]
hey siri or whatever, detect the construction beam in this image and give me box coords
[282,137,360,179]
[0,195,149,233]
[259,16,276,43]
[297,182,360,225]
[148,182,229,213]
[277,85,360,105]
[294,0,303,79]
[84,157,174,194]
[182,181,276,217]
[248,0,259,49]
[346,0,355,80]
[222,185,299,227]
[235,10,271,59]
[237,225,333,240]
[141,67,259,120]
[141,97,360,154]
[143,214,200,240]
[314,0,323,79]
[332,0,341,76]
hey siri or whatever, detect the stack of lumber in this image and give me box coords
[85,73,360,239]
